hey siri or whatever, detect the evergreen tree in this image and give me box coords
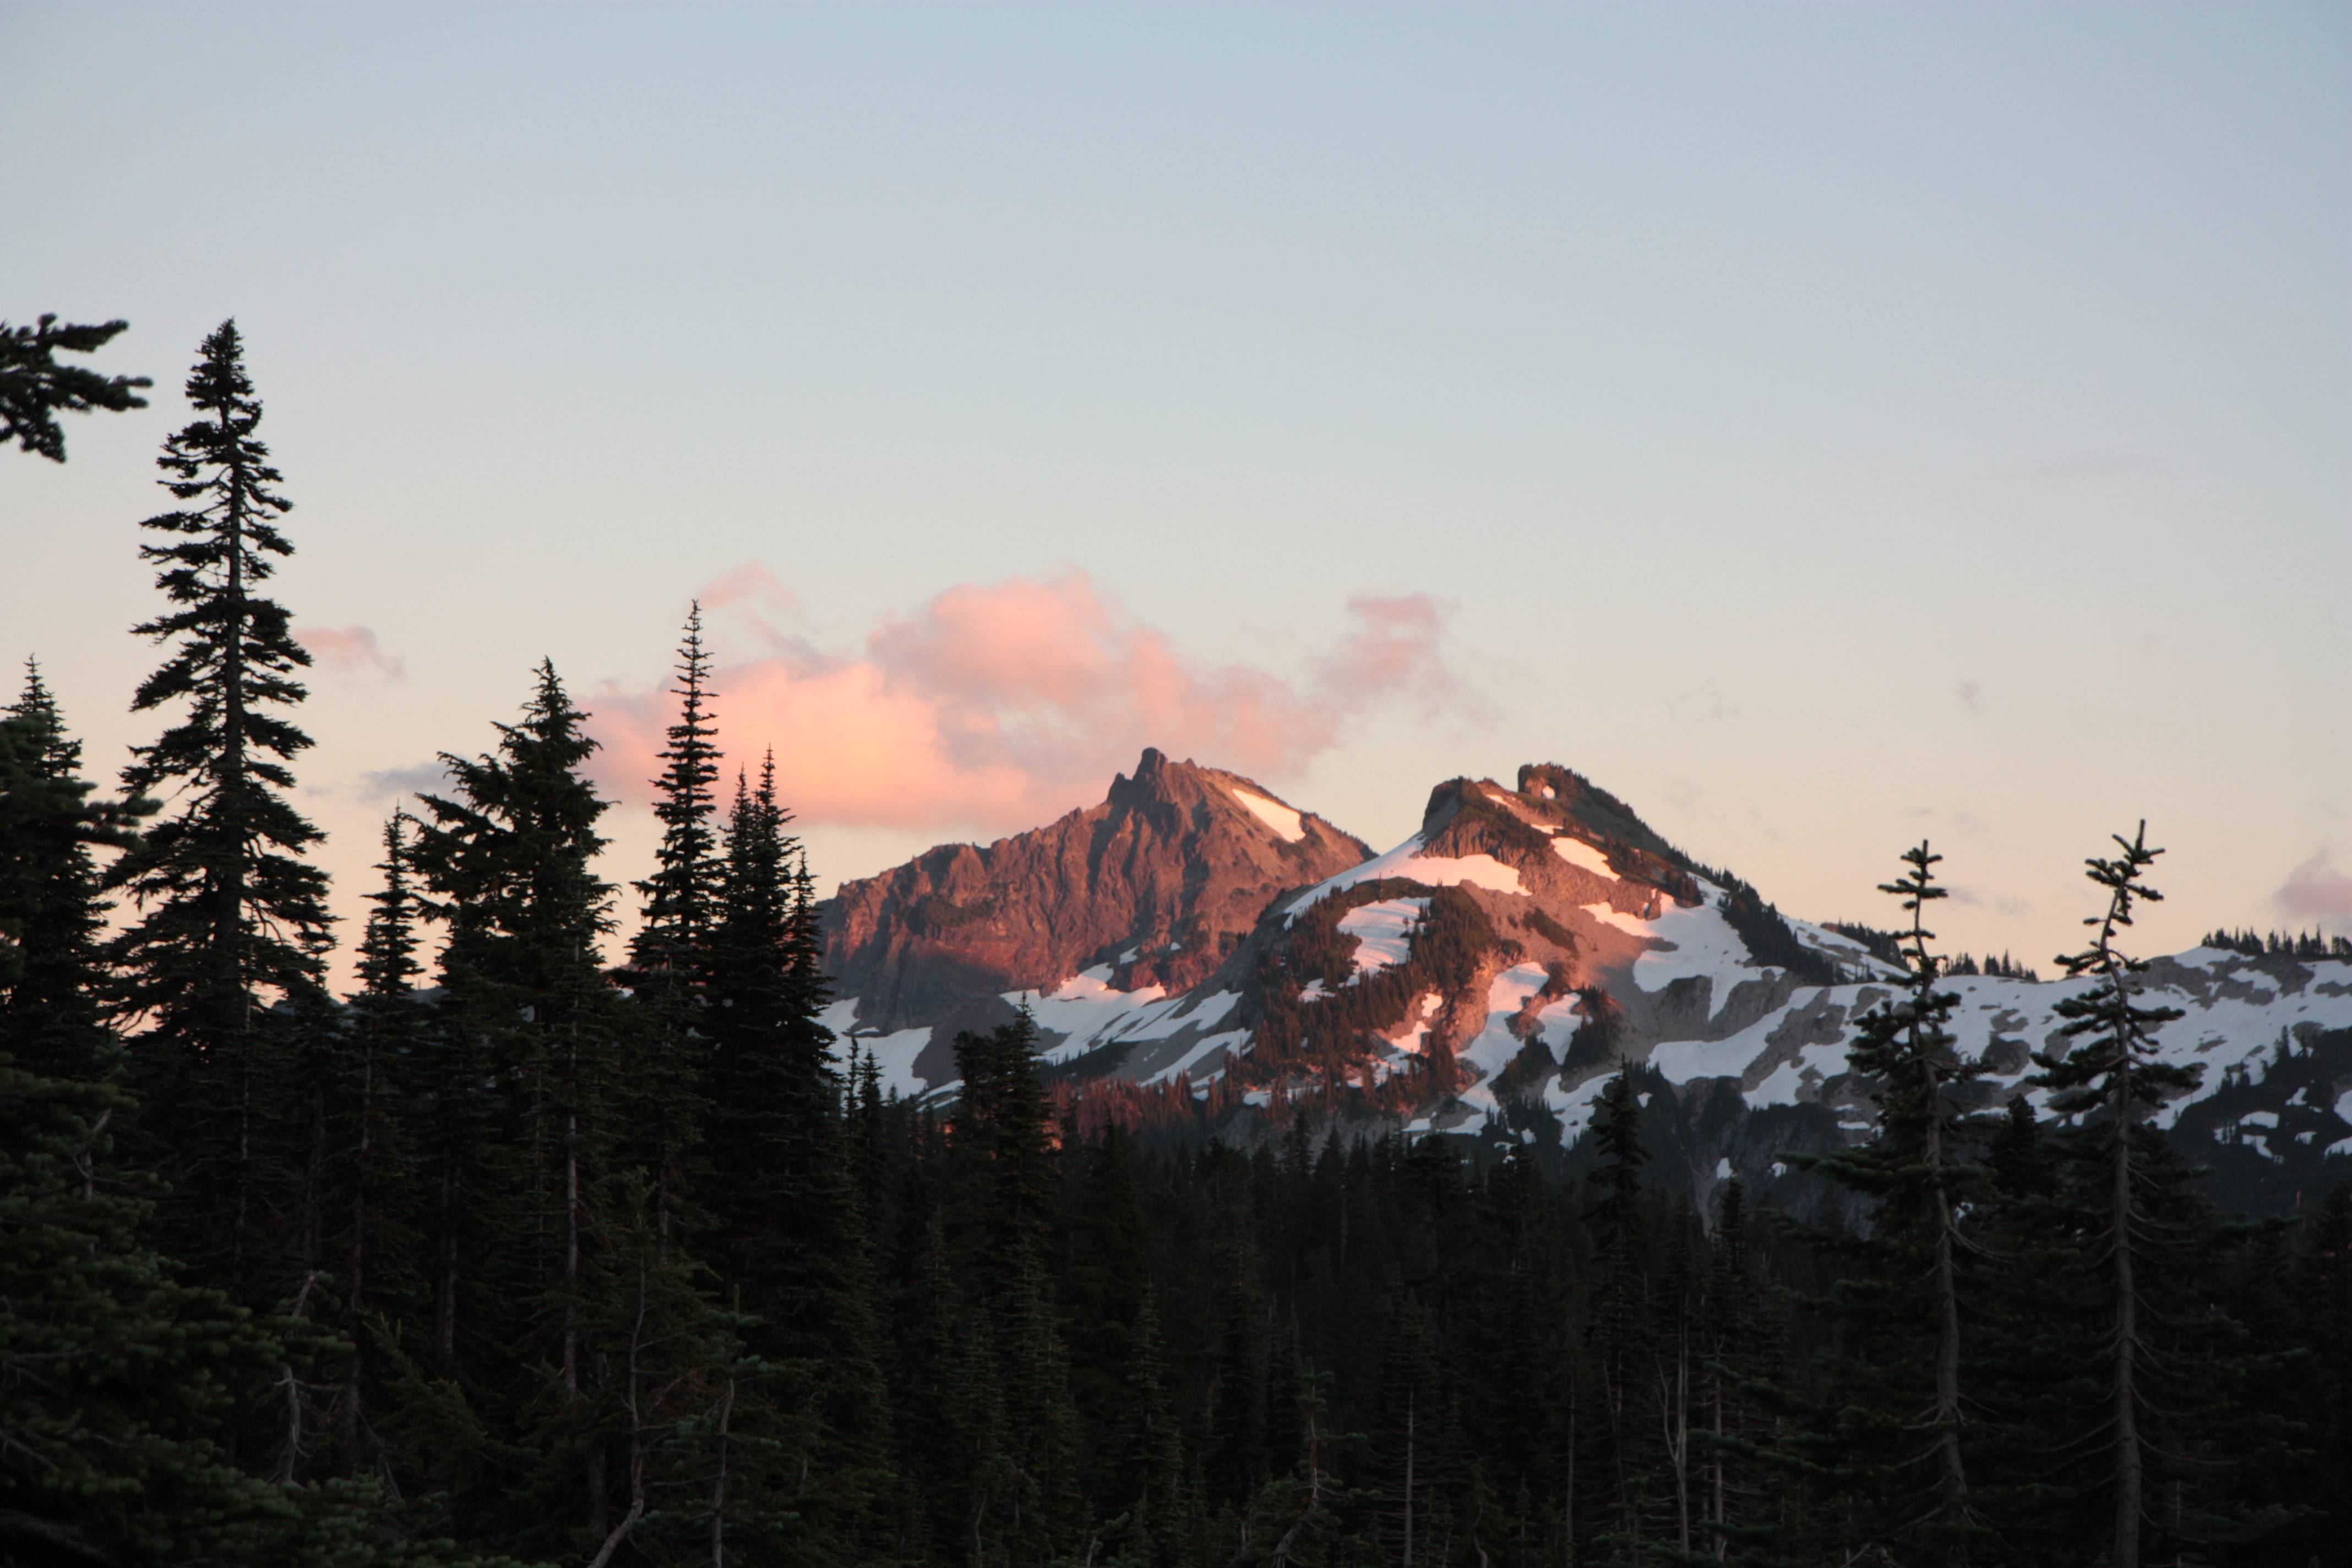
[1695,1178,1774,1563]
[628,603,724,992]
[317,816,429,1482]
[704,754,892,1561]
[1800,841,1987,1564]
[2304,1187,2352,1556]
[0,663,146,1082]
[108,320,334,1312]
[0,313,149,461]
[950,1009,1081,1556]
[623,606,724,1250]
[1582,1064,1655,1560]
[2028,824,2238,1564]
[0,685,428,1564]
[408,660,638,1558]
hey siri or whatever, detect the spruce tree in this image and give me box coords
[107,320,334,1309]
[0,313,150,461]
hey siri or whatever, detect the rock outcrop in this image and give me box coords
[819,748,1369,1032]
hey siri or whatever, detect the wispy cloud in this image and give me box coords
[1950,885,2032,918]
[298,625,406,680]
[356,761,453,804]
[2275,848,2352,927]
[589,568,1464,831]
[1667,680,1740,724]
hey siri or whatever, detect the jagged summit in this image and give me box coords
[818,758,2352,1217]
[819,749,1368,1035]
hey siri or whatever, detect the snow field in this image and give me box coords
[1551,835,1619,880]
[1230,787,1305,843]
[1284,834,1526,921]
[1334,897,1428,981]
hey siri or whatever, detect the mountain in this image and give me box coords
[821,754,2352,1212]
[819,748,1369,1087]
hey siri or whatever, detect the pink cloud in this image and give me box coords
[589,569,1455,831]
[298,625,405,679]
[2275,850,2352,925]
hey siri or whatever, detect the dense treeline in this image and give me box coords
[8,322,2352,1567]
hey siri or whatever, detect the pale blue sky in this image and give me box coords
[6,3,2347,972]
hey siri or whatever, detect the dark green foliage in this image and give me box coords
[627,605,723,999]
[1790,842,1989,1564]
[2202,926,2352,960]
[28,370,2352,1563]
[0,313,149,461]
[1823,920,1905,967]
[701,753,892,1559]
[0,692,444,1565]
[1707,874,1836,986]
[108,321,335,1316]
[2027,825,2207,1565]
[0,665,146,1081]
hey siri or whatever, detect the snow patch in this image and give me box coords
[1231,787,1305,843]
[1552,836,1619,880]
[1336,897,1428,980]
[1287,835,1526,919]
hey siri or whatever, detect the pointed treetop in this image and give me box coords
[2059,820,2165,979]
[1876,839,1948,977]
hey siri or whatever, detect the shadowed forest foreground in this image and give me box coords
[7,324,2352,1567]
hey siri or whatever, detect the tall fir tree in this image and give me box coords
[628,603,723,992]
[107,320,334,1312]
[0,669,423,1567]
[2028,824,2240,1565]
[704,755,892,1562]
[1,663,146,1082]
[623,605,725,1249]
[317,815,429,1482]
[1800,841,1988,1565]
[407,660,639,1558]
[1582,1063,1656,1561]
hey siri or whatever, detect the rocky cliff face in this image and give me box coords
[817,754,2352,1219]
[819,748,1369,1033]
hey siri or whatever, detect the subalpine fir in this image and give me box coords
[0,312,149,462]
[0,663,146,1081]
[1798,841,1991,1565]
[623,606,724,1244]
[2027,825,2252,1562]
[107,320,334,1316]
[0,672,421,1565]
[704,754,894,1561]
[408,661,643,1558]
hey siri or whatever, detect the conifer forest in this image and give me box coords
[9,320,2352,1568]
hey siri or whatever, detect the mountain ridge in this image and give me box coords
[817,750,2352,1215]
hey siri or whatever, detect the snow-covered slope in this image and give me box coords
[823,755,2352,1211]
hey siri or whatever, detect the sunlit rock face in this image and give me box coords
[820,754,2352,1218]
[819,747,1370,1036]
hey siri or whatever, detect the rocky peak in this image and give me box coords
[820,751,1370,1032]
